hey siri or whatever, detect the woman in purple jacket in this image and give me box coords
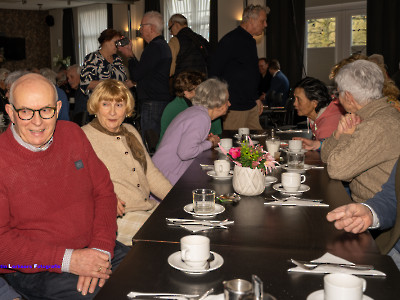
[152,78,230,185]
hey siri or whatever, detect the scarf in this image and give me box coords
[89,118,147,173]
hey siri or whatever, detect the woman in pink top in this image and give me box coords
[293,77,345,150]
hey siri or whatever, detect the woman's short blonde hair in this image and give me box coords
[87,79,135,116]
[191,78,228,109]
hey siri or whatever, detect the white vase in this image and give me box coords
[232,165,265,196]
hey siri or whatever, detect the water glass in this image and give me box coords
[192,189,215,213]
[287,151,305,169]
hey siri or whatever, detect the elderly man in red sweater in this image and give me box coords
[0,73,129,299]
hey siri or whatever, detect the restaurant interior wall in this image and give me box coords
[0,9,51,71]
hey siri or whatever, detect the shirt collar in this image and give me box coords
[10,123,53,152]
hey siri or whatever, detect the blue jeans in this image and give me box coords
[140,101,168,151]
[4,241,129,300]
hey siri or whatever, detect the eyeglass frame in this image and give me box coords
[11,104,58,121]
[168,22,175,31]
[140,23,152,28]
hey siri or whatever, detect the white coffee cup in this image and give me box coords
[238,127,250,137]
[266,139,280,157]
[214,160,230,176]
[324,273,367,300]
[180,235,210,268]
[220,138,233,150]
[281,172,306,192]
[289,139,302,152]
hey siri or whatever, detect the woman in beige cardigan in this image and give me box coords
[82,79,172,246]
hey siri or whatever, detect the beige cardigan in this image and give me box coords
[82,123,172,212]
[321,98,400,203]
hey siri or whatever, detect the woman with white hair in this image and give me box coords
[152,78,230,185]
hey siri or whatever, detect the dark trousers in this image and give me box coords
[4,241,129,300]
[140,101,168,153]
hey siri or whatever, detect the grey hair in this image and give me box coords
[144,11,164,34]
[5,70,30,88]
[335,60,384,106]
[0,68,10,81]
[169,14,188,26]
[191,78,229,109]
[68,64,82,75]
[39,68,57,85]
[9,73,57,105]
[242,4,270,23]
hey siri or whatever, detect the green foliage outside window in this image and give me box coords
[307,17,336,48]
[352,15,367,46]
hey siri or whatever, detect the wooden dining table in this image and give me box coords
[95,132,400,300]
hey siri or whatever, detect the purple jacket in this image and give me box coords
[152,105,212,185]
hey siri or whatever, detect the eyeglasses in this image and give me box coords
[332,90,342,99]
[140,23,152,28]
[168,23,175,31]
[12,104,57,120]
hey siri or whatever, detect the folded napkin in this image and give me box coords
[288,252,386,277]
[180,224,216,233]
[264,199,329,207]
[204,294,224,300]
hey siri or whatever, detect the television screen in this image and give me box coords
[0,37,26,60]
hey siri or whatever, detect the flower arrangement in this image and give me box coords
[218,138,278,174]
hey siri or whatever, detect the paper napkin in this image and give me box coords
[288,252,386,277]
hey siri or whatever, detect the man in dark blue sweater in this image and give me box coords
[119,11,172,152]
[209,4,270,130]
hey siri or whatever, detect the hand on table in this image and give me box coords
[326,203,373,234]
[292,137,321,150]
[69,249,112,295]
[117,197,126,217]
[207,133,220,148]
[334,113,362,140]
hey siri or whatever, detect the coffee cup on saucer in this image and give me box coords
[180,235,210,268]
[220,138,233,150]
[281,172,306,192]
[214,160,230,176]
[324,273,366,300]
[288,139,302,152]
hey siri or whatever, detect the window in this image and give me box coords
[307,17,336,48]
[77,4,107,65]
[163,0,210,43]
[351,14,367,47]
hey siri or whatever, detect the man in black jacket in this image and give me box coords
[168,14,210,78]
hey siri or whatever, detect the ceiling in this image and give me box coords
[0,0,135,11]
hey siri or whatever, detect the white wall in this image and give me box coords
[49,9,64,70]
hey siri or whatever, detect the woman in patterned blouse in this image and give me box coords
[80,29,129,97]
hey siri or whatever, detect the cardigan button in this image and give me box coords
[132,168,135,172]
[125,151,129,155]
[137,184,140,187]
[144,197,147,201]
[117,136,121,140]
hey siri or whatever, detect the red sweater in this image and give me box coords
[0,121,117,274]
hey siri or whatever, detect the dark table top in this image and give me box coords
[95,241,400,300]
[95,133,400,300]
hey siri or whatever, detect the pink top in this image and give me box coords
[310,99,346,140]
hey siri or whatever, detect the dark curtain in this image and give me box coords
[107,4,113,28]
[209,0,218,53]
[266,0,305,89]
[145,0,161,12]
[62,8,76,65]
[367,0,400,76]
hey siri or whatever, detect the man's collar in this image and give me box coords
[10,123,53,152]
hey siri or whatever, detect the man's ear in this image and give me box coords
[55,100,62,119]
[5,103,15,124]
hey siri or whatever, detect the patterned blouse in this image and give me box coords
[80,50,127,95]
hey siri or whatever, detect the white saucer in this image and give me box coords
[307,290,373,300]
[168,251,224,274]
[282,148,308,154]
[207,170,233,180]
[184,203,225,216]
[265,176,278,187]
[282,164,312,173]
[236,140,259,146]
[272,183,310,195]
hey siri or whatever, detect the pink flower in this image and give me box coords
[229,147,241,159]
